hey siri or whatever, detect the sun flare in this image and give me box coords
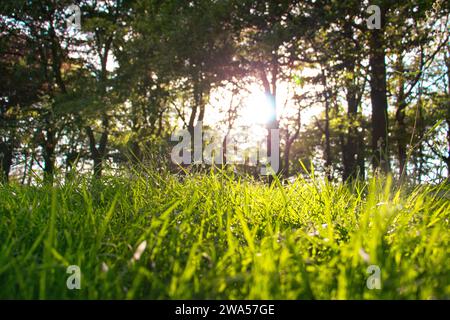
[241,91,275,126]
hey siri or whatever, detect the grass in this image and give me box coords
[0,169,449,299]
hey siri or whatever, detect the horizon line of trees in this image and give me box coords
[0,0,449,185]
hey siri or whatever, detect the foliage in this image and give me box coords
[0,171,448,299]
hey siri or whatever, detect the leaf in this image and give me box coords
[292,74,304,87]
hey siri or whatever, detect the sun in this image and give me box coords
[240,90,276,126]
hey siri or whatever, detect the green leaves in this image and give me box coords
[292,74,304,87]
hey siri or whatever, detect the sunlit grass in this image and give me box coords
[0,170,448,299]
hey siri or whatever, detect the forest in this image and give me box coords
[0,0,449,300]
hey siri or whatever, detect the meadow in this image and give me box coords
[0,169,448,300]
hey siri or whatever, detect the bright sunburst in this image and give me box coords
[241,90,275,125]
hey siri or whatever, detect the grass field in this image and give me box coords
[0,170,448,299]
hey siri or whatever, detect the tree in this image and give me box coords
[367,1,390,173]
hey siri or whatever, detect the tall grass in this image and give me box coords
[0,170,448,299]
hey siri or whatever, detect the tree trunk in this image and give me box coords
[0,141,13,183]
[283,124,300,179]
[341,21,361,181]
[357,130,365,180]
[283,139,291,178]
[417,103,425,183]
[86,115,109,179]
[396,105,407,177]
[343,91,359,181]
[129,140,142,164]
[93,155,103,178]
[395,57,408,178]
[42,128,56,184]
[21,152,28,185]
[343,129,358,181]
[324,98,332,181]
[320,70,332,181]
[369,21,390,173]
[260,63,280,183]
